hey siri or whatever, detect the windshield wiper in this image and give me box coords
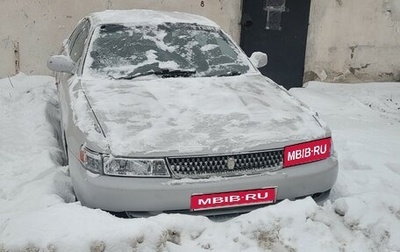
[116,69,196,80]
[217,71,242,77]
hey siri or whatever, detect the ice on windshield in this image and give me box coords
[84,23,251,79]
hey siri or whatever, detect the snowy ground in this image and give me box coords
[0,73,399,252]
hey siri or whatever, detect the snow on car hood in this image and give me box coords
[79,74,329,156]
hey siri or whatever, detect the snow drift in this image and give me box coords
[0,74,399,251]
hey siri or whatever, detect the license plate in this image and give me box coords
[284,138,331,167]
[191,187,277,211]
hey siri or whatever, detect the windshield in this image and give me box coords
[84,23,253,79]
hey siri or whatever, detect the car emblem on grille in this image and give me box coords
[226,157,236,170]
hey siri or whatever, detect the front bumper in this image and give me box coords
[69,152,338,214]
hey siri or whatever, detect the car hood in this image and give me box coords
[80,74,329,157]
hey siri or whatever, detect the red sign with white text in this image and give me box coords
[191,188,276,211]
[284,138,331,167]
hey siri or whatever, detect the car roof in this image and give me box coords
[87,9,219,28]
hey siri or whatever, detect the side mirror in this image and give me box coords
[249,52,268,68]
[47,55,75,74]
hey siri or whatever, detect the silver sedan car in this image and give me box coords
[48,9,338,217]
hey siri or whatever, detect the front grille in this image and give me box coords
[167,149,283,178]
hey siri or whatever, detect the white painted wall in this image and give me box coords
[305,0,400,82]
[0,0,241,78]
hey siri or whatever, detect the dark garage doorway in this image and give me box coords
[240,0,311,89]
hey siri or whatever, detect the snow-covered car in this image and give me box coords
[47,9,338,217]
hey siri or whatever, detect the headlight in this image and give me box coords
[79,146,171,177]
[103,156,171,177]
[79,146,103,174]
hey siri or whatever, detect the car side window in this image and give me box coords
[69,20,90,63]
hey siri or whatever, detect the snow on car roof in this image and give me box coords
[87,9,219,27]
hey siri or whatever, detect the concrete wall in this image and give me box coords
[305,0,400,83]
[0,0,242,78]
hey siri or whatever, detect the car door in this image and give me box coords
[57,19,91,158]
